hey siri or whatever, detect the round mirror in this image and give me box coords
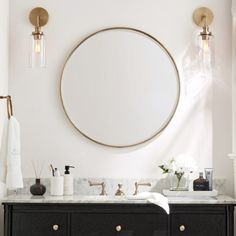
[61,27,180,147]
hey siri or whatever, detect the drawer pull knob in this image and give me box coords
[116,225,122,232]
[179,225,185,232]
[53,224,59,231]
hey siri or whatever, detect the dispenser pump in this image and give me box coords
[64,166,75,174]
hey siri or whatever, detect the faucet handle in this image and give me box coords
[133,182,151,195]
[115,184,125,196]
[88,181,107,196]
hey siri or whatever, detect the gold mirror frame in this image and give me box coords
[60,27,181,148]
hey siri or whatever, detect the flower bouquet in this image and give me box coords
[159,154,197,191]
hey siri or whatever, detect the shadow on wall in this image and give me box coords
[181,36,213,100]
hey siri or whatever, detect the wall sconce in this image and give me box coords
[193,7,214,72]
[29,7,49,68]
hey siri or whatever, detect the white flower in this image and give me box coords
[160,154,198,174]
[173,154,198,173]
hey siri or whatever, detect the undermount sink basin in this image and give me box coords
[71,195,138,201]
[50,195,149,203]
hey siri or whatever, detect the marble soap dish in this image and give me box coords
[163,189,218,197]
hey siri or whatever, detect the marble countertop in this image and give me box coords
[1,194,236,205]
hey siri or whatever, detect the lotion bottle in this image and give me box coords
[64,166,75,195]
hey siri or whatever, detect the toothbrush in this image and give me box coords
[50,164,55,177]
[54,168,60,177]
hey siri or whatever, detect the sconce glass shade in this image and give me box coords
[197,33,215,75]
[29,33,46,68]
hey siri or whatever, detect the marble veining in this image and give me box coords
[9,178,227,196]
[4,178,234,205]
[2,194,236,205]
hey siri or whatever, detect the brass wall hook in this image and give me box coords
[0,95,13,119]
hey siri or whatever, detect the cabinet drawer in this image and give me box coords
[171,213,226,236]
[12,212,68,236]
[71,213,168,236]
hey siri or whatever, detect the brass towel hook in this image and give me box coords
[0,95,13,119]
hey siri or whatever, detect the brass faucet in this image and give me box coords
[133,182,151,195]
[88,181,107,196]
[115,184,125,196]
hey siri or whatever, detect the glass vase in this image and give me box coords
[169,172,189,191]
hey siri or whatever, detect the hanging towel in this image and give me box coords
[127,192,169,214]
[0,118,9,184]
[0,116,23,190]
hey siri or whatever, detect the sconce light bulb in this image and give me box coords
[34,39,41,53]
[202,39,210,53]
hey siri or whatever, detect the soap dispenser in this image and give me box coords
[64,166,75,195]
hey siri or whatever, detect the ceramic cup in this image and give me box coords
[50,176,64,196]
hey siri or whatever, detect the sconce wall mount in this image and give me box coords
[29,7,49,39]
[193,7,214,41]
[193,7,214,27]
[29,8,49,29]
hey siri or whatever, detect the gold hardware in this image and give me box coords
[133,182,151,195]
[116,225,122,232]
[179,225,185,232]
[29,7,48,68]
[88,181,107,196]
[193,7,214,28]
[193,7,214,41]
[0,95,13,119]
[115,184,125,196]
[0,96,10,99]
[29,7,49,40]
[60,27,180,148]
[29,8,49,28]
[52,224,59,231]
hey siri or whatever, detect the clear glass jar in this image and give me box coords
[169,171,189,191]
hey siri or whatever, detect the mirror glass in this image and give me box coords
[61,28,180,147]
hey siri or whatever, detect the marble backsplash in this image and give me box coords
[11,178,227,196]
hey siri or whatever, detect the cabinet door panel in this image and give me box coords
[71,213,167,236]
[12,212,68,236]
[171,213,226,236]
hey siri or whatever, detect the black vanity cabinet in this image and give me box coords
[11,212,68,236]
[170,205,233,236]
[71,212,167,236]
[3,203,235,236]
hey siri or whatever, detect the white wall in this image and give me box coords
[0,0,9,148]
[0,0,9,235]
[7,0,233,195]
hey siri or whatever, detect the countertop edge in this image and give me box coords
[1,195,236,205]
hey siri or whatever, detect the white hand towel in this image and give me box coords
[128,192,169,214]
[0,118,9,183]
[0,117,23,190]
